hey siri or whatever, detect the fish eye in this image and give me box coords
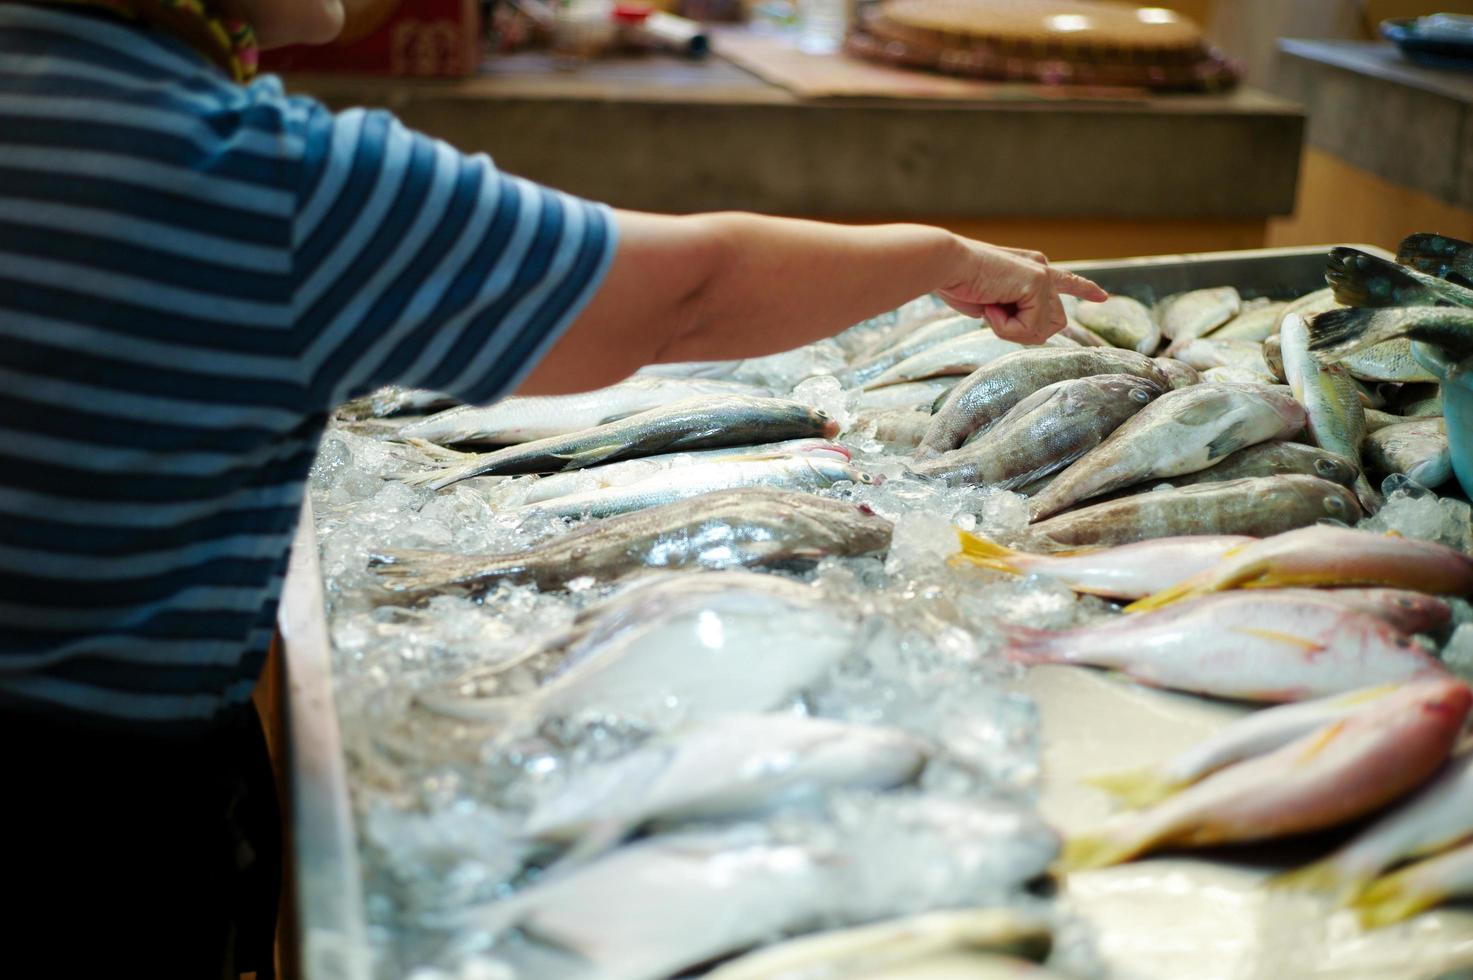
[813,409,832,420]
[1396,597,1415,608]
[1130,388,1151,404]
[857,473,874,484]
[1324,497,1347,514]
[1314,459,1337,476]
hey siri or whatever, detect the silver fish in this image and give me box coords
[855,379,959,412]
[1026,475,1362,550]
[1027,383,1307,520]
[336,385,458,420]
[400,376,769,446]
[862,330,1029,389]
[834,297,952,359]
[838,315,982,388]
[913,374,1163,489]
[1365,418,1451,488]
[1171,337,1272,375]
[513,455,873,521]
[1065,294,1160,353]
[1213,299,1289,342]
[856,408,933,448]
[917,347,1171,455]
[1159,286,1240,350]
[370,487,892,598]
[404,396,839,490]
[1153,357,1202,388]
[1281,313,1379,511]
[1201,366,1277,385]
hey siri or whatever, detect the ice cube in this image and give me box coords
[792,374,858,431]
[1442,623,1473,682]
[884,511,960,576]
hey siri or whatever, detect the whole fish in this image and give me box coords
[1064,295,1160,353]
[1213,299,1289,342]
[1261,334,1285,381]
[1354,838,1473,928]
[857,408,933,448]
[522,439,850,504]
[514,455,873,521]
[1200,366,1275,386]
[1127,525,1473,612]
[918,348,1171,455]
[418,579,858,726]
[1171,338,1272,375]
[1159,286,1240,350]
[370,488,892,598]
[856,379,959,412]
[913,374,1163,489]
[1399,231,1473,286]
[1363,408,1403,433]
[524,714,929,846]
[1026,475,1361,551]
[1365,417,1452,488]
[404,396,838,490]
[336,385,458,420]
[863,330,1030,389]
[1254,588,1452,633]
[1280,313,1379,512]
[1281,750,1473,904]
[1087,684,1403,809]
[956,532,1255,599]
[838,315,981,388]
[1062,678,1470,869]
[1327,246,1473,309]
[1145,440,1359,491]
[1060,321,1109,347]
[1308,306,1473,363]
[1276,287,1340,332]
[1153,357,1202,388]
[1008,591,1449,703]
[1027,383,1307,521]
[399,376,769,446]
[835,298,952,360]
[1335,337,1442,383]
[704,909,1053,980]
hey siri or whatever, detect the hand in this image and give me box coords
[937,240,1108,344]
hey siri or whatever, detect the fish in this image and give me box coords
[1261,334,1285,382]
[955,533,1255,600]
[335,385,458,420]
[1213,300,1289,342]
[837,315,982,388]
[1008,591,1449,703]
[703,908,1054,980]
[1026,383,1307,521]
[1127,525,1473,612]
[524,714,929,849]
[1244,588,1452,633]
[417,576,858,727]
[857,409,933,448]
[1398,231,1473,286]
[1363,408,1403,433]
[1153,357,1202,388]
[1062,678,1470,870]
[1307,306,1473,363]
[1401,390,1444,418]
[856,379,959,412]
[918,348,1172,456]
[1365,417,1452,488]
[521,439,851,504]
[1280,750,1473,904]
[1277,287,1340,332]
[1026,475,1362,551]
[1327,246,1473,309]
[403,396,838,490]
[1280,313,1379,512]
[852,952,1071,979]
[399,376,770,446]
[1064,295,1161,353]
[1158,286,1240,350]
[1200,366,1275,385]
[862,331,1032,389]
[834,299,954,360]
[913,375,1164,489]
[1088,684,1403,809]
[1060,321,1110,347]
[370,488,893,599]
[1140,440,1359,491]
[1354,838,1473,928]
[513,455,874,522]
[1171,338,1272,375]
[1337,338,1439,383]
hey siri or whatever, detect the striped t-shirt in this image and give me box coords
[0,3,617,730]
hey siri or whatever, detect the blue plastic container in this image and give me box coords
[1413,341,1473,498]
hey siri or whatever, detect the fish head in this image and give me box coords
[1284,476,1363,524]
[1405,678,1473,736]
[1153,358,1201,389]
[1088,373,1165,410]
[1309,450,1359,487]
[807,408,842,438]
[1252,384,1311,434]
[1383,592,1454,633]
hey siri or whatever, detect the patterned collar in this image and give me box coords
[30,0,258,81]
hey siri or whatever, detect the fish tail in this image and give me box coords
[398,454,492,491]
[1000,623,1067,664]
[1269,857,1364,903]
[1060,828,1148,872]
[402,437,476,462]
[955,530,1023,574]
[368,549,487,598]
[1123,574,1210,613]
[1352,870,1444,929]
[1083,767,1183,810]
[1305,309,1406,364]
[1353,474,1384,516]
[1326,247,1431,308]
[1398,232,1473,286]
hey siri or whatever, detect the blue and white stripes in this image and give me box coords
[0,3,616,727]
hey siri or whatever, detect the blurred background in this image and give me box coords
[267,0,1473,261]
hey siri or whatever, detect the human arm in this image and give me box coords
[515,210,1106,396]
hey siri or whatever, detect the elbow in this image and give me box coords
[654,213,738,363]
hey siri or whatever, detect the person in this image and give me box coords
[0,0,1108,973]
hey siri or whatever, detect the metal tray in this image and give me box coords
[279,244,1466,980]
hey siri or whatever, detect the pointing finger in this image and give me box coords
[1050,267,1108,303]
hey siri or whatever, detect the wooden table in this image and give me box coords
[283,43,1306,260]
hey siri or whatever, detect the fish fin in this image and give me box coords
[1354,475,1384,516]
[1231,627,1326,655]
[1003,625,1066,664]
[1327,247,1440,309]
[1270,857,1363,903]
[537,819,634,879]
[596,410,643,426]
[1352,871,1445,929]
[399,454,496,491]
[955,530,1022,575]
[1123,573,1212,613]
[1305,309,1403,365]
[1083,768,1183,809]
[1059,829,1145,872]
[1398,232,1473,283]
[1205,420,1249,461]
[1294,720,1347,762]
[551,443,626,469]
[368,549,485,598]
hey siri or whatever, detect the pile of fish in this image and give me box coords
[313,238,1473,980]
